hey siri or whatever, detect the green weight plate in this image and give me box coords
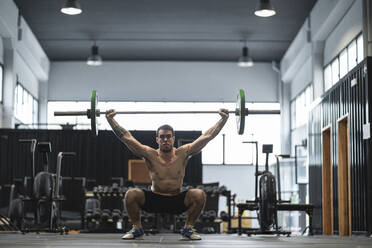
[236,89,245,135]
[91,90,98,136]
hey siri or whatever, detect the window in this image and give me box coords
[348,40,357,71]
[357,34,364,64]
[339,49,348,79]
[305,86,311,112]
[297,96,302,127]
[290,84,313,130]
[33,98,38,124]
[14,84,38,124]
[323,33,363,93]
[324,65,332,92]
[48,101,281,165]
[0,64,3,102]
[291,100,296,130]
[331,58,339,85]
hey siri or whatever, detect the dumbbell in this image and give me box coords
[107,186,113,196]
[93,187,99,197]
[122,186,128,192]
[85,198,100,221]
[85,207,101,221]
[202,227,216,234]
[201,211,215,222]
[85,209,93,221]
[97,185,104,197]
[119,186,127,196]
[93,208,102,220]
[210,185,220,197]
[196,185,205,190]
[219,211,229,222]
[112,209,121,222]
[121,209,128,219]
[200,211,209,222]
[142,211,154,223]
[181,185,192,191]
[111,183,119,196]
[178,212,187,220]
[204,185,214,194]
[217,186,228,196]
[207,210,217,222]
[101,209,111,222]
[103,186,110,197]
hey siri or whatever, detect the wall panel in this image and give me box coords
[309,57,372,234]
[0,129,202,193]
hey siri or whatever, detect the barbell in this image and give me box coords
[54,89,280,136]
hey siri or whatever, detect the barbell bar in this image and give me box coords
[54,89,280,136]
[54,110,280,115]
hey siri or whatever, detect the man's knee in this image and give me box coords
[187,189,206,205]
[125,188,144,205]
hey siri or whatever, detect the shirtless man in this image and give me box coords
[106,109,229,240]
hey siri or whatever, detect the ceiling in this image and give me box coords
[14,0,317,62]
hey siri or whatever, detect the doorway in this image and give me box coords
[322,127,333,235]
[337,116,351,236]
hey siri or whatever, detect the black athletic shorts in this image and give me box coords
[140,189,189,215]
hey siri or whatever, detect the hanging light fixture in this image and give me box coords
[254,0,276,17]
[61,0,82,15]
[237,46,254,67]
[87,43,103,66]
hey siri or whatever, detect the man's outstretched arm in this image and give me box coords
[183,108,229,156]
[106,109,153,158]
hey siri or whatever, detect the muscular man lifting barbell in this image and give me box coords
[106,108,229,240]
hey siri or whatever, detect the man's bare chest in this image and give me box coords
[148,158,185,179]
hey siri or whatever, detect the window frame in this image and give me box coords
[339,48,348,79]
[357,34,364,64]
[331,57,339,86]
[347,39,357,72]
[290,84,313,130]
[14,83,39,124]
[0,63,3,103]
[323,33,363,94]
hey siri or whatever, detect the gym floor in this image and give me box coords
[0,233,371,248]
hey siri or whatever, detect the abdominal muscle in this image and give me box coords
[151,177,184,195]
[146,149,188,196]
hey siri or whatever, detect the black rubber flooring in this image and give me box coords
[0,233,371,247]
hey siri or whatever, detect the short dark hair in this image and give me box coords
[156,124,174,137]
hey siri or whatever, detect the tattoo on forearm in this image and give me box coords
[112,125,128,138]
[206,119,224,138]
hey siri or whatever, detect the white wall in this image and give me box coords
[0,37,3,64]
[16,16,49,83]
[291,58,312,99]
[14,52,39,98]
[324,0,363,65]
[13,16,50,99]
[0,0,50,127]
[203,165,256,214]
[48,61,278,102]
[0,0,17,39]
[0,0,18,127]
[311,0,354,42]
[281,19,311,85]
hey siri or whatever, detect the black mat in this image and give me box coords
[0,233,371,248]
